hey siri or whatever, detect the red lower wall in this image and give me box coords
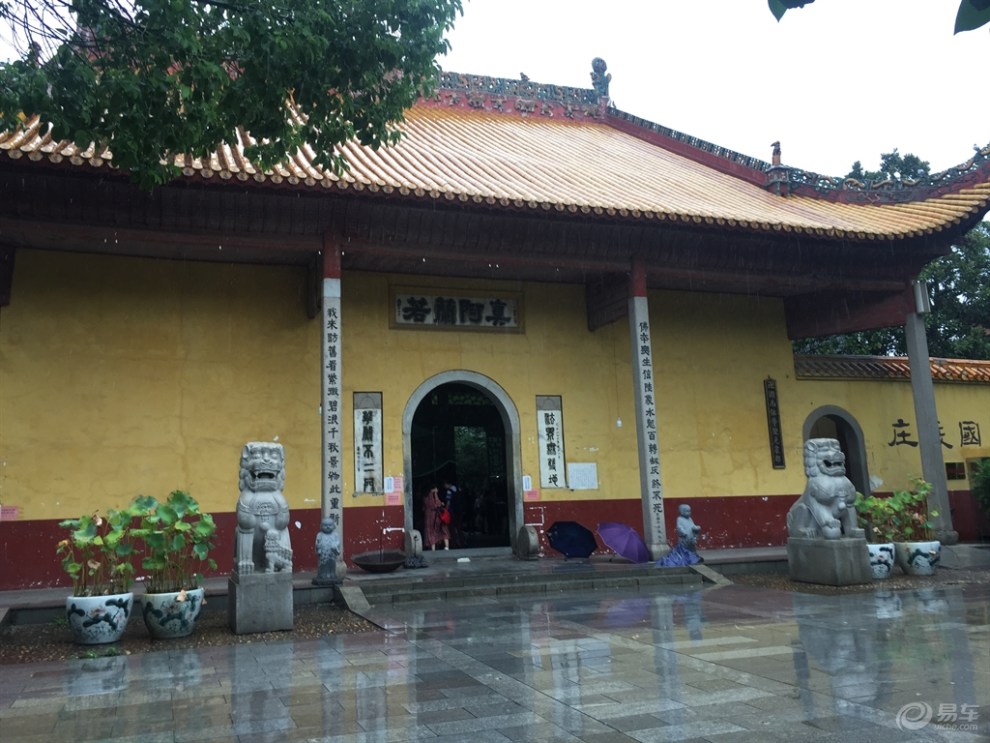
[3,492,987,590]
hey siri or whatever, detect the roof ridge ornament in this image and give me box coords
[590,58,611,116]
[766,140,794,196]
[770,141,990,201]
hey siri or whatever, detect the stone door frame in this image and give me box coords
[803,405,871,496]
[402,371,523,548]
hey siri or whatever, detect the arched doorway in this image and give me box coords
[403,372,522,551]
[803,405,871,496]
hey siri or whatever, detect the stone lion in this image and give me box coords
[786,438,864,540]
[235,441,293,574]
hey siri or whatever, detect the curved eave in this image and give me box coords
[3,108,989,243]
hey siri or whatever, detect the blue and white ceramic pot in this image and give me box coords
[894,540,941,576]
[866,542,895,580]
[140,587,205,639]
[65,593,133,645]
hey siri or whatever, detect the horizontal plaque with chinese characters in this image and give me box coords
[391,287,522,331]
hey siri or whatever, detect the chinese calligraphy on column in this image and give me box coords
[353,393,383,494]
[536,396,566,489]
[633,317,664,539]
[322,292,343,525]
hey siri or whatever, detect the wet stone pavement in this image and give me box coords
[0,580,987,742]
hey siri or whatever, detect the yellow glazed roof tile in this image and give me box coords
[2,83,989,241]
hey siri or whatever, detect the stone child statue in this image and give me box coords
[313,517,342,586]
[657,503,703,567]
[676,504,702,553]
[234,441,293,574]
[787,438,864,540]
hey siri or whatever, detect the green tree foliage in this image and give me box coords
[923,222,990,359]
[847,149,930,186]
[768,0,990,34]
[0,0,463,188]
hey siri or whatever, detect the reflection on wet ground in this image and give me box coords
[1,580,987,741]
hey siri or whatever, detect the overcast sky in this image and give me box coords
[439,0,990,177]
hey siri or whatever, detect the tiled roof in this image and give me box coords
[2,73,989,241]
[794,355,990,384]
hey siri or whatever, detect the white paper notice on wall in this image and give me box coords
[566,463,598,490]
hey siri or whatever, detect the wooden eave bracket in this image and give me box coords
[305,252,321,319]
[784,286,915,340]
[0,245,14,308]
[586,273,629,331]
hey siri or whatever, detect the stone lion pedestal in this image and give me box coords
[786,438,872,587]
[787,537,872,586]
[228,441,295,635]
[228,571,294,634]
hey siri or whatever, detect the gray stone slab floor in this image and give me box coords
[1,579,988,742]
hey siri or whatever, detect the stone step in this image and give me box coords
[356,565,703,607]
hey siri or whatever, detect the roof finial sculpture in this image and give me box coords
[766,140,793,196]
[590,57,611,115]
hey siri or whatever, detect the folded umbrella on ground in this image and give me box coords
[546,520,597,559]
[596,521,651,563]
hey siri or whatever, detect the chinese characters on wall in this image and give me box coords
[536,396,566,488]
[353,393,383,494]
[764,377,785,469]
[393,289,520,330]
[886,417,983,450]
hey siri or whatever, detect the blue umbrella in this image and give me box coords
[546,521,597,559]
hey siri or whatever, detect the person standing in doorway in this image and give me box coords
[443,478,462,547]
[423,486,449,550]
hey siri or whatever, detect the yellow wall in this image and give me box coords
[345,272,640,503]
[2,249,987,521]
[651,290,807,498]
[1,250,321,519]
[788,377,989,493]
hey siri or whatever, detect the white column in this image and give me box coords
[904,302,957,544]
[321,245,344,530]
[628,256,669,558]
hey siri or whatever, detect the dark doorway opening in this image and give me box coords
[807,411,870,496]
[411,382,510,549]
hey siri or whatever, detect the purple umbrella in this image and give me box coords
[596,522,650,563]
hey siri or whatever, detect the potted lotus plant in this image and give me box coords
[131,490,217,639]
[853,491,896,580]
[857,479,940,576]
[57,505,139,644]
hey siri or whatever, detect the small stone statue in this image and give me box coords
[656,503,703,567]
[676,504,702,553]
[265,529,292,573]
[234,441,293,575]
[787,438,864,540]
[313,517,342,586]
